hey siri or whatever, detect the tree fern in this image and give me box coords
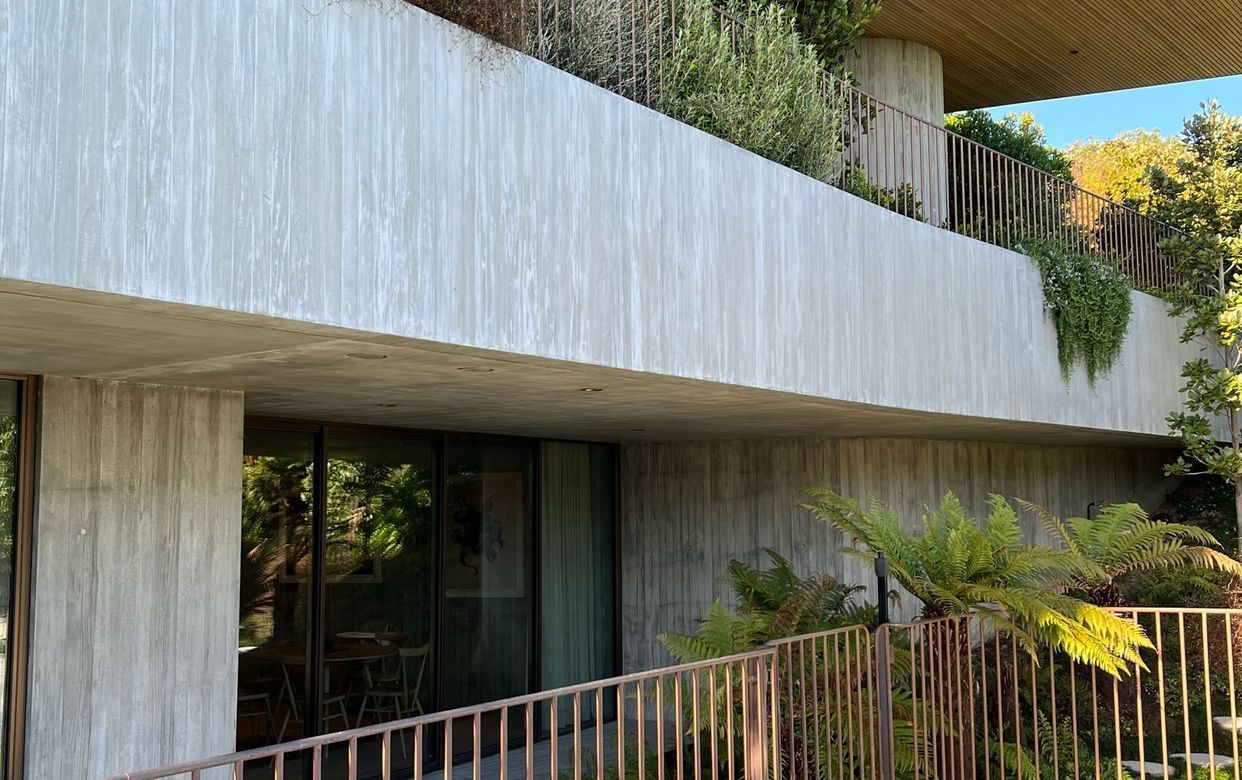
[803,488,1152,676]
[1017,499,1242,606]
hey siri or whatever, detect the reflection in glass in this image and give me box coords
[237,429,314,749]
[324,434,436,776]
[442,441,534,753]
[233,425,617,773]
[0,380,20,765]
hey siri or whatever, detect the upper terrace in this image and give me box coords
[0,0,1198,446]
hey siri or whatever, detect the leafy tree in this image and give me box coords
[1016,500,1242,606]
[943,111,1073,245]
[803,489,1152,676]
[1066,129,1185,212]
[1153,101,1242,555]
[945,110,1072,179]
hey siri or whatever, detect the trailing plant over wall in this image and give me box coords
[1021,238,1132,386]
[660,0,845,183]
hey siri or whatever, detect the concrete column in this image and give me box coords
[24,377,243,779]
[847,39,948,224]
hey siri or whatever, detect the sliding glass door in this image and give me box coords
[237,429,315,746]
[236,423,614,774]
[441,440,535,753]
[324,433,436,764]
[0,379,27,775]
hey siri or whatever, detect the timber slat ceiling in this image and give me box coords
[868,0,1242,111]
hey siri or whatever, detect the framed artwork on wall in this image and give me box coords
[444,471,526,598]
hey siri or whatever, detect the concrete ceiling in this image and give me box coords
[868,0,1242,111]
[0,280,1173,447]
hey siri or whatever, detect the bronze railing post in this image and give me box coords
[743,655,771,780]
[876,624,897,780]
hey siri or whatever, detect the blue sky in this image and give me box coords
[984,74,1242,149]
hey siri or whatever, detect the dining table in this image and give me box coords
[244,643,400,709]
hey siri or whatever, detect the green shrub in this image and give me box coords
[944,111,1074,246]
[1022,238,1133,386]
[660,0,845,183]
[736,0,882,75]
[842,168,926,221]
[528,0,667,102]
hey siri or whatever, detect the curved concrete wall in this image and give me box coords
[851,38,946,126]
[848,38,949,222]
[0,0,1192,440]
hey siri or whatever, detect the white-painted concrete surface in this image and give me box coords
[25,378,243,779]
[0,0,1195,442]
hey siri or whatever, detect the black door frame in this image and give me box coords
[243,417,621,751]
[1,374,40,780]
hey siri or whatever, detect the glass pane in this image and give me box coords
[0,380,20,765]
[324,433,436,775]
[540,442,615,693]
[237,428,314,751]
[442,440,534,753]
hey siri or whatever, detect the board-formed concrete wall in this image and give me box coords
[0,0,1194,441]
[619,437,1177,671]
[25,377,243,779]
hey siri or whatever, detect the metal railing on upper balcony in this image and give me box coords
[457,0,1183,292]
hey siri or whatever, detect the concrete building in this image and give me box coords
[0,0,1232,777]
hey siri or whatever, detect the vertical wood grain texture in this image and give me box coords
[619,438,1178,671]
[25,378,243,779]
[0,0,1197,440]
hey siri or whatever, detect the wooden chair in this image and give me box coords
[237,689,277,743]
[356,644,429,728]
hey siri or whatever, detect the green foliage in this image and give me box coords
[1151,101,1242,554]
[660,549,872,660]
[1022,238,1133,386]
[660,0,845,183]
[944,111,1075,246]
[659,552,908,779]
[0,414,15,619]
[1124,565,1236,609]
[736,0,881,76]
[238,451,434,646]
[1017,499,1242,606]
[1067,129,1186,213]
[945,111,1072,179]
[803,489,1152,676]
[528,0,664,102]
[1155,476,1240,556]
[841,168,926,221]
